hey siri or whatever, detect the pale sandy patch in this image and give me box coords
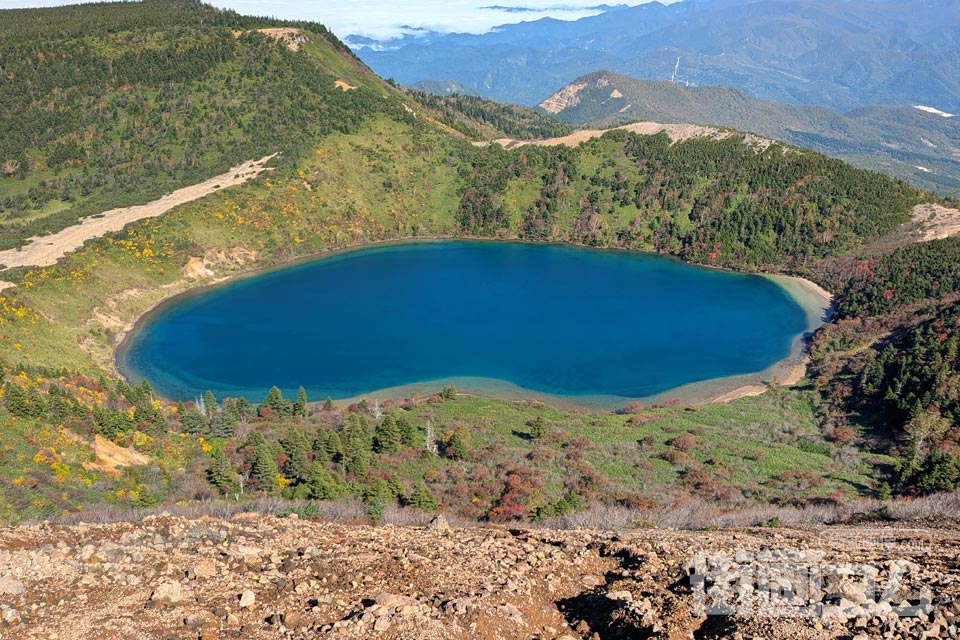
[63,431,150,476]
[910,202,960,241]
[709,356,810,404]
[482,121,777,150]
[235,27,308,51]
[0,154,276,271]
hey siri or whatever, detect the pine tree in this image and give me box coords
[397,413,418,447]
[208,448,238,495]
[323,396,335,411]
[324,431,343,463]
[259,386,291,417]
[440,427,471,460]
[203,390,218,418]
[305,462,344,500]
[375,414,402,454]
[210,412,236,438]
[3,382,45,419]
[293,386,308,418]
[341,414,372,476]
[387,474,406,504]
[529,416,547,439]
[408,482,438,512]
[282,427,310,483]
[181,408,211,437]
[250,440,279,493]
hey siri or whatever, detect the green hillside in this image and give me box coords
[0,0,395,250]
[0,1,955,524]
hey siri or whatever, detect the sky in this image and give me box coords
[0,0,666,41]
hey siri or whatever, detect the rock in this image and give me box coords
[78,544,97,563]
[150,581,183,606]
[0,576,25,596]
[0,608,21,625]
[238,589,256,608]
[189,559,217,580]
[283,611,303,629]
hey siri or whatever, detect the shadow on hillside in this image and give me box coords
[556,590,654,640]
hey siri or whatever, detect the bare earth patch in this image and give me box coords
[0,515,955,639]
[0,154,276,271]
[234,27,308,51]
[483,121,777,151]
[909,202,960,241]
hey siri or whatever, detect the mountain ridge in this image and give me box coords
[535,70,960,195]
[355,0,960,113]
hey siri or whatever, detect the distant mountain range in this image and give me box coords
[353,0,960,114]
[538,71,960,195]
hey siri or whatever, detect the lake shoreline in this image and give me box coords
[114,237,833,411]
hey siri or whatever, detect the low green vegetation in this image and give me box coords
[0,371,878,523]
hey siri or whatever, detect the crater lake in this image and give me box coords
[118,241,821,408]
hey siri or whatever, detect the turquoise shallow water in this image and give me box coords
[119,241,810,404]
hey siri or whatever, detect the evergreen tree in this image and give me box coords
[210,412,236,438]
[249,439,279,493]
[180,408,211,437]
[408,482,438,512]
[305,462,344,500]
[529,416,547,439]
[375,414,402,454]
[323,396,335,411]
[397,413,418,447]
[341,414,372,476]
[440,427,471,460]
[387,474,406,504]
[3,382,45,419]
[203,390,218,418]
[293,386,308,418]
[282,427,310,483]
[324,431,343,463]
[211,397,241,438]
[92,406,136,440]
[208,447,238,495]
[259,386,291,417]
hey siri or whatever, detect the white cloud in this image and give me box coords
[0,0,667,41]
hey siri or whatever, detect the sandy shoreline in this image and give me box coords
[706,274,832,404]
[0,154,277,271]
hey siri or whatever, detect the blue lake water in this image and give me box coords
[119,241,811,405]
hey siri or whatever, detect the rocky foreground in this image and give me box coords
[0,514,957,640]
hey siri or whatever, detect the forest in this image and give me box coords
[810,238,960,496]
[457,130,922,270]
